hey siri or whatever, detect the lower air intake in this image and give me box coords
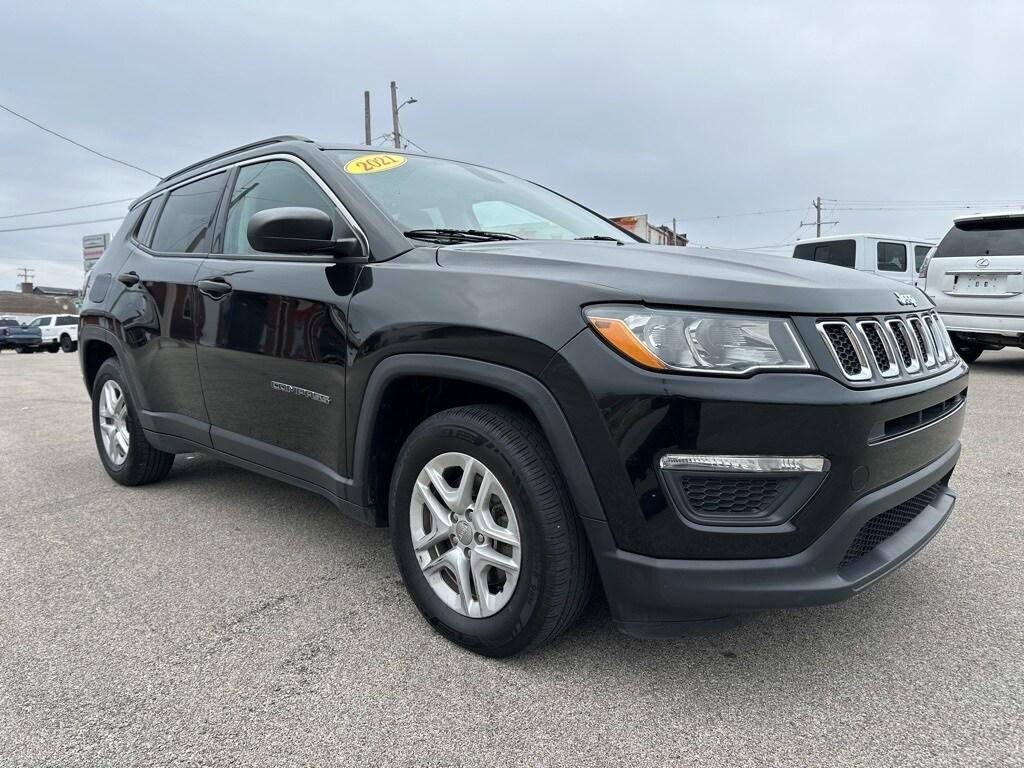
[840,483,942,569]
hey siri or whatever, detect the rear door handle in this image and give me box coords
[117,272,140,287]
[197,278,233,299]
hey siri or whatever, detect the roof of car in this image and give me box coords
[953,210,1024,223]
[794,233,937,245]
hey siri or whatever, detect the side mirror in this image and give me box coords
[247,206,361,257]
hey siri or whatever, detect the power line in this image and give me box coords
[0,103,162,179]
[677,206,806,223]
[0,197,134,220]
[0,216,124,234]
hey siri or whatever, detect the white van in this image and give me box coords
[793,234,935,285]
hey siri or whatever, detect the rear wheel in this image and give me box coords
[389,405,593,657]
[952,336,984,364]
[91,358,175,485]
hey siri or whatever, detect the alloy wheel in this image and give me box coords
[97,379,130,466]
[409,452,522,618]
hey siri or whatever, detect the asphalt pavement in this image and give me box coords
[1,351,1022,767]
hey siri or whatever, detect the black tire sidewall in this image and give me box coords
[390,415,552,655]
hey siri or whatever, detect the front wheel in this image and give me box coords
[47,342,60,353]
[91,358,175,485]
[60,334,77,353]
[389,405,594,657]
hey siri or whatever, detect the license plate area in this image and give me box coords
[951,272,1008,294]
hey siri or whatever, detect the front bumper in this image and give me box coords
[586,441,959,638]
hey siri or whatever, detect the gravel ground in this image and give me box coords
[1,351,1021,767]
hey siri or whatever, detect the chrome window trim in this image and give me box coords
[816,320,872,381]
[130,152,369,259]
[855,320,899,378]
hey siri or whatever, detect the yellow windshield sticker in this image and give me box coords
[344,153,407,174]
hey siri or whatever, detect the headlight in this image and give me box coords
[584,305,813,375]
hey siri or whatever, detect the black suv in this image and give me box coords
[79,136,968,656]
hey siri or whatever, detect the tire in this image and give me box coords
[47,342,60,353]
[952,337,984,364]
[60,334,77,353]
[389,405,594,657]
[91,358,175,486]
[15,347,32,354]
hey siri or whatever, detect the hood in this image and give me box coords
[436,240,927,315]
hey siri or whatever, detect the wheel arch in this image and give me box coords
[352,354,606,526]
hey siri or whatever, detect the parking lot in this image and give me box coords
[0,351,1020,767]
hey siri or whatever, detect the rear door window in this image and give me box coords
[150,173,227,254]
[877,242,907,272]
[793,239,856,269]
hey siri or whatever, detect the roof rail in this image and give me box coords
[160,135,315,183]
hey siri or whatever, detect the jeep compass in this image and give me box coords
[79,136,968,656]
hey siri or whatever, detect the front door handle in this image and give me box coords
[197,278,233,299]
[117,271,140,287]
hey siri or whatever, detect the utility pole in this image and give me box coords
[672,217,678,246]
[17,267,34,283]
[364,91,372,146]
[800,196,837,237]
[390,81,401,149]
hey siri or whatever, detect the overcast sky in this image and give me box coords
[2,0,1024,288]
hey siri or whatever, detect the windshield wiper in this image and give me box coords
[575,235,624,244]
[403,228,522,243]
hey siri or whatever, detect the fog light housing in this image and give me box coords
[658,454,829,527]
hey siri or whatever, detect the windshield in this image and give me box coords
[328,151,634,242]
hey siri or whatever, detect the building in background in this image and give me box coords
[610,214,688,246]
[0,281,78,322]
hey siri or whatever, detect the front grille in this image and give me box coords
[817,311,958,384]
[680,476,792,520]
[840,483,942,568]
[908,317,934,367]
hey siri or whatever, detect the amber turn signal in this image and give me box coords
[586,315,668,370]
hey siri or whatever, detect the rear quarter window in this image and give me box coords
[793,239,856,269]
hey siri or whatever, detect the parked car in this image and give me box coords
[919,212,1024,363]
[79,136,968,656]
[794,234,935,285]
[25,314,79,353]
[0,317,43,353]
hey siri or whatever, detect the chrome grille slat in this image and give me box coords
[817,311,958,383]
[856,320,899,378]
[908,317,936,368]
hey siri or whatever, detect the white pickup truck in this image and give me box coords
[25,314,79,353]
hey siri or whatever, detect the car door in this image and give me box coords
[194,156,365,498]
[110,171,228,445]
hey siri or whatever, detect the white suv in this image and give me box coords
[25,314,79,353]
[920,212,1024,362]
